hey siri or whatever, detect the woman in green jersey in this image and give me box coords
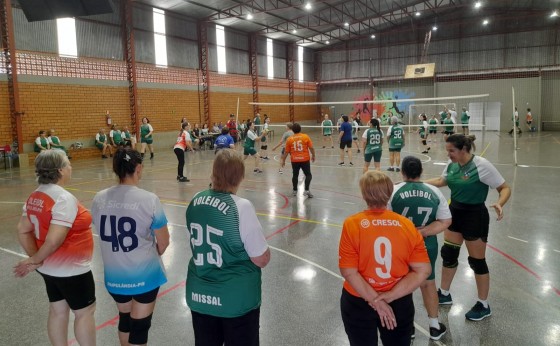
[361,118,384,173]
[140,117,154,159]
[387,116,405,172]
[426,134,511,322]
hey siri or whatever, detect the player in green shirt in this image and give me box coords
[461,107,470,135]
[186,149,270,346]
[443,113,455,140]
[361,118,384,173]
[428,114,438,143]
[243,121,266,173]
[426,134,511,322]
[321,113,334,148]
[140,117,154,159]
[389,156,452,341]
[387,116,405,172]
[418,114,430,154]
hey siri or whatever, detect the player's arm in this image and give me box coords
[374,261,431,304]
[418,218,451,237]
[280,145,289,167]
[251,248,270,268]
[309,145,316,163]
[424,176,447,187]
[154,225,170,255]
[491,182,511,221]
[17,216,38,258]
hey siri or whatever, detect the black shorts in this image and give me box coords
[39,271,96,310]
[340,140,352,149]
[191,308,260,346]
[341,288,414,346]
[444,131,455,135]
[109,287,160,304]
[429,129,437,134]
[449,201,490,242]
[260,145,268,150]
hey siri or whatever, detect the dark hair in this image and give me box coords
[142,117,150,123]
[113,148,142,183]
[401,156,423,180]
[292,123,302,133]
[527,108,531,112]
[35,150,67,184]
[342,115,349,122]
[38,130,45,136]
[420,114,427,121]
[221,127,229,135]
[446,134,476,152]
[370,118,381,132]
[245,121,253,137]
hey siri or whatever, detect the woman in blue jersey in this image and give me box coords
[92,148,170,346]
[186,149,270,346]
[426,135,511,322]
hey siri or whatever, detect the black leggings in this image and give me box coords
[291,161,312,191]
[174,148,185,177]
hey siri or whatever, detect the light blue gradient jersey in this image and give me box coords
[92,185,168,295]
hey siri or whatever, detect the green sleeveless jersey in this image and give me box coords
[50,136,61,145]
[443,156,505,205]
[98,134,106,143]
[461,111,470,124]
[440,111,448,122]
[140,124,151,138]
[364,128,383,154]
[322,120,333,135]
[186,190,267,318]
[34,137,48,151]
[444,118,454,131]
[244,130,257,150]
[388,125,404,149]
[113,131,122,143]
[429,118,438,131]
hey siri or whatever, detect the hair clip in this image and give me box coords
[124,154,131,162]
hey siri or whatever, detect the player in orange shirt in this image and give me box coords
[339,171,431,346]
[281,123,316,198]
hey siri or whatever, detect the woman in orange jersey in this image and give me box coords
[281,123,316,198]
[339,171,431,346]
[14,149,96,346]
[174,122,193,182]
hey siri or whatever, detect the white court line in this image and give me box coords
[508,236,528,243]
[164,203,188,208]
[269,245,445,345]
[0,201,24,204]
[315,197,329,201]
[553,249,560,253]
[343,202,355,205]
[0,246,27,258]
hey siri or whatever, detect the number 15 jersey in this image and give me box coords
[92,185,168,295]
[339,209,428,295]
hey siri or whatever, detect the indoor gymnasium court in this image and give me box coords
[0,1,559,345]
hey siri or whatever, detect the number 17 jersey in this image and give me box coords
[92,185,168,295]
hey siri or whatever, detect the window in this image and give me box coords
[153,8,167,67]
[298,46,304,82]
[56,18,77,57]
[216,25,226,74]
[267,38,274,79]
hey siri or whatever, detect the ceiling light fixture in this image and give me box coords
[483,19,489,25]
[371,34,376,39]
[432,25,438,31]
[344,22,349,27]
[292,29,297,34]
[415,11,421,17]
[247,13,253,20]
[551,10,559,18]
[325,40,330,44]
[305,3,312,10]
[474,1,482,9]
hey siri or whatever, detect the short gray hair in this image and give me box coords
[35,150,68,184]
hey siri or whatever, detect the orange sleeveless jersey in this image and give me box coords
[339,209,428,296]
[284,133,313,162]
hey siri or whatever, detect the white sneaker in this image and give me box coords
[292,190,297,196]
[304,191,313,198]
[278,169,283,174]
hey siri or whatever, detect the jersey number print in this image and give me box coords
[374,237,392,279]
[292,140,304,152]
[190,223,224,267]
[100,215,138,252]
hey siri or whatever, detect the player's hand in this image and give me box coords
[281,161,285,168]
[368,299,396,329]
[13,259,41,278]
[311,156,315,163]
[491,203,504,220]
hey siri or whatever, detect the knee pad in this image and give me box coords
[118,312,131,333]
[440,242,460,268]
[129,314,153,345]
[468,256,489,275]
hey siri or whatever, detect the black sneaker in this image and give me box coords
[465,301,491,321]
[387,167,395,171]
[422,150,429,154]
[304,190,313,198]
[438,289,453,305]
[178,176,190,182]
[395,168,401,172]
[338,162,345,166]
[357,149,361,153]
[349,162,354,166]
[429,322,447,341]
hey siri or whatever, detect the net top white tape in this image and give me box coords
[249,94,490,106]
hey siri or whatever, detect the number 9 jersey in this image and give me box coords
[339,209,428,295]
[92,185,168,295]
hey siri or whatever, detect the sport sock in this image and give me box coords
[429,317,440,329]
[440,289,450,296]
[478,299,489,308]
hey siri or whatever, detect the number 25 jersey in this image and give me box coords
[339,209,428,295]
[92,185,168,295]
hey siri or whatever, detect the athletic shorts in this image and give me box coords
[429,129,437,134]
[281,147,285,155]
[364,151,382,163]
[424,236,438,281]
[449,200,490,242]
[462,124,469,129]
[141,137,153,144]
[260,145,268,150]
[109,287,160,304]
[39,271,96,310]
[352,136,358,141]
[340,140,352,149]
[96,143,105,150]
[444,131,454,135]
[388,148,401,152]
[244,147,257,156]
[420,133,426,139]
[323,133,332,136]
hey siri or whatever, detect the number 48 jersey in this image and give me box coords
[92,185,168,295]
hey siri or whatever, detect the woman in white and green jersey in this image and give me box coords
[140,117,154,159]
[243,121,265,173]
[47,129,70,158]
[418,114,430,154]
[461,107,470,135]
[426,134,511,322]
[186,149,270,346]
[321,113,334,148]
[387,116,405,172]
[361,118,384,173]
[388,156,452,341]
[428,114,438,143]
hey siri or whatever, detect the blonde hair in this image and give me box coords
[359,171,394,209]
[211,149,245,192]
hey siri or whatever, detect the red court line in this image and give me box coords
[487,243,560,297]
[266,220,301,240]
[275,191,289,210]
[68,282,186,345]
